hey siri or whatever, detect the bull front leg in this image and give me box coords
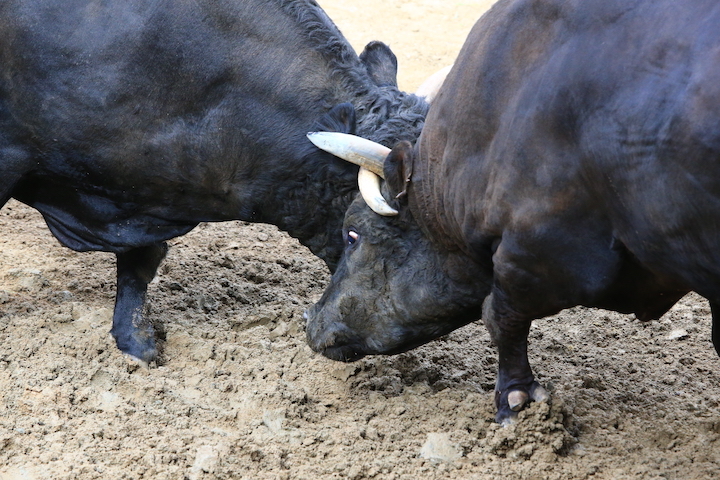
[483,291,549,425]
[111,243,168,364]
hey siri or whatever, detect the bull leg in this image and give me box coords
[710,301,720,357]
[111,243,168,364]
[483,291,549,425]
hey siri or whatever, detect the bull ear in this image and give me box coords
[313,103,357,134]
[383,141,414,202]
[359,41,398,88]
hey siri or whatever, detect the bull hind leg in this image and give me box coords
[483,291,550,425]
[111,243,168,364]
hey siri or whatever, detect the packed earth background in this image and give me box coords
[1,1,720,479]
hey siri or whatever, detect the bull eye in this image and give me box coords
[346,230,359,247]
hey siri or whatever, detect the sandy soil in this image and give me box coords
[2,1,720,479]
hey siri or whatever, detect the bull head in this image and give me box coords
[307,132,399,216]
[306,65,451,216]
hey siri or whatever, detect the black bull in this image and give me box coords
[305,0,720,424]
[0,0,429,362]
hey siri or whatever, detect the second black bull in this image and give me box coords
[306,0,720,424]
[0,0,434,362]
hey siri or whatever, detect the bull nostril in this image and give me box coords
[317,328,337,350]
[306,320,342,351]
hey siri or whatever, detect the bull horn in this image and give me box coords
[415,65,452,103]
[307,131,389,178]
[358,167,398,216]
[307,132,398,216]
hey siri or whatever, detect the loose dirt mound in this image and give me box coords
[1,1,719,479]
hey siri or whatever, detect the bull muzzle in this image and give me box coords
[303,308,367,362]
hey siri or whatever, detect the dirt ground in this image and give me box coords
[2,1,720,479]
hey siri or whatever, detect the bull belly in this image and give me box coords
[34,202,197,253]
[12,183,197,253]
[588,259,689,321]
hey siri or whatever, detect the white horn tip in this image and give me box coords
[358,167,398,216]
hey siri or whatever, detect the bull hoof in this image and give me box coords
[495,382,550,425]
[125,345,157,365]
[112,331,158,365]
[508,390,528,411]
[122,353,150,370]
